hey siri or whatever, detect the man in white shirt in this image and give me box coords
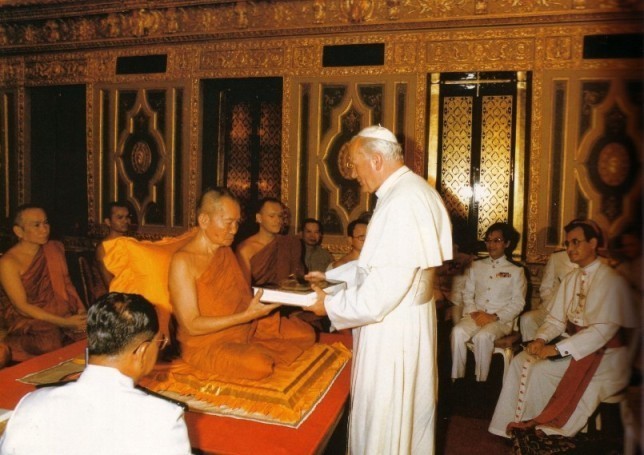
[305,125,452,454]
[489,219,637,438]
[0,292,191,455]
[450,222,527,382]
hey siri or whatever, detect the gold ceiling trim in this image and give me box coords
[0,1,640,55]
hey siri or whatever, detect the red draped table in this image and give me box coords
[0,332,352,455]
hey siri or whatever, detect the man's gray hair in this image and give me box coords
[352,135,403,162]
[352,125,403,162]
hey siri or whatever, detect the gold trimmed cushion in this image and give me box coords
[139,341,351,428]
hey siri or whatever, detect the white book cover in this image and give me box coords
[254,278,346,307]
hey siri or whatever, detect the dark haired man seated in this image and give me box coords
[0,292,191,455]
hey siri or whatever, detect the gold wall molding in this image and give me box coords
[0,1,639,55]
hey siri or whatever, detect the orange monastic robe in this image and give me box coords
[4,241,86,361]
[177,247,315,381]
[248,235,304,286]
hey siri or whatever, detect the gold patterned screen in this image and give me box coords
[440,96,473,224]
[435,72,524,247]
[477,95,513,240]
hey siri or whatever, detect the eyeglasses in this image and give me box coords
[484,238,505,244]
[563,238,587,248]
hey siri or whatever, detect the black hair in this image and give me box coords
[484,222,512,242]
[301,217,322,234]
[104,201,130,218]
[255,197,282,214]
[12,203,46,227]
[347,219,368,237]
[87,292,159,356]
[564,218,604,250]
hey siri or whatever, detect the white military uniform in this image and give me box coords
[450,256,526,381]
[325,166,452,455]
[0,365,191,455]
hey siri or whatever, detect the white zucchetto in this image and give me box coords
[357,125,398,144]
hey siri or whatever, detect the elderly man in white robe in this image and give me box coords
[305,125,452,454]
[489,218,637,438]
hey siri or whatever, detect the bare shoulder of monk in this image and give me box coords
[171,243,211,280]
[237,235,265,258]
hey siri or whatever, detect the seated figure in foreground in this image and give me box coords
[169,189,315,381]
[0,292,191,455]
[489,218,637,438]
[450,222,527,382]
[236,197,305,286]
[0,204,86,362]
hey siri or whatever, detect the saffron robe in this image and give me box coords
[489,260,637,437]
[247,234,304,286]
[177,247,315,381]
[4,241,85,361]
[325,166,453,455]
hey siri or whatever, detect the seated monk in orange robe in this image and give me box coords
[0,205,86,362]
[236,197,304,287]
[169,189,315,381]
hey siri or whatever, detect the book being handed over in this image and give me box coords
[253,274,346,307]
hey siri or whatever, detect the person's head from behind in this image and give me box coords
[12,203,50,246]
[564,218,603,267]
[302,218,323,247]
[483,222,513,260]
[197,187,241,247]
[347,125,403,194]
[104,201,131,237]
[255,197,283,235]
[87,292,164,381]
[347,219,368,253]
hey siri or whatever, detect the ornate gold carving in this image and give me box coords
[25,59,87,84]
[293,46,317,68]
[200,48,285,70]
[393,42,417,66]
[597,142,630,186]
[545,36,572,61]
[341,0,374,23]
[427,39,534,64]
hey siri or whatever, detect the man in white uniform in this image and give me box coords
[0,292,191,455]
[489,219,637,438]
[450,222,527,382]
[520,249,576,342]
[305,125,452,454]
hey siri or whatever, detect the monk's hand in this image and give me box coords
[65,314,87,332]
[304,283,327,316]
[304,271,326,283]
[526,338,546,357]
[248,289,280,319]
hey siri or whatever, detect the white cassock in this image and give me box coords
[520,250,576,341]
[325,166,452,455]
[489,259,638,438]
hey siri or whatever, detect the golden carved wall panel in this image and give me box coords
[0,0,639,260]
[289,75,417,253]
